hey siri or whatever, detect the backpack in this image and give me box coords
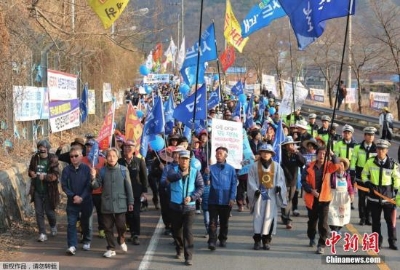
[99,165,127,181]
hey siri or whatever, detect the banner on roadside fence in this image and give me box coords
[103,83,113,102]
[369,92,390,110]
[88,89,96,114]
[47,69,78,101]
[143,74,171,84]
[13,86,49,121]
[49,99,80,132]
[307,88,325,103]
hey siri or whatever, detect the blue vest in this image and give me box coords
[170,168,198,206]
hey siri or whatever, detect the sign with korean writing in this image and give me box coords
[49,99,80,133]
[279,81,308,116]
[210,118,243,169]
[307,88,325,103]
[47,69,77,101]
[88,89,96,114]
[13,86,49,121]
[143,74,171,84]
[125,103,143,155]
[88,0,130,29]
[369,92,390,111]
[226,67,247,74]
[103,83,113,102]
[262,74,278,98]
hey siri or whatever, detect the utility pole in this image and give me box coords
[345,16,352,112]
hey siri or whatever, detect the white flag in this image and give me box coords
[175,36,185,71]
[164,37,177,64]
[145,51,153,70]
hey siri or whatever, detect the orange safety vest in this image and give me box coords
[304,161,340,209]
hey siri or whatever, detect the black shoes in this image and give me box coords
[208,243,216,251]
[263,244,270,250]
[219,241,226,248]
[389,243,398,250]
[253,241,261,250]
[309,239,316,247]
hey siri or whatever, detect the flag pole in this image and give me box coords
[323,0,354,172]
[287,18,296,112]
[192,0,205,125]
[212,19,224,109]
[109,100,116,149]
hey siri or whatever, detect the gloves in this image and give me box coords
[364,181,375,197]
[275,186,281,194]
[255,190,261,197]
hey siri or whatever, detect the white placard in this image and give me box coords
[13,86,49,121]
[210,118,243,169]
[262,74,278,98]
[279,81,309,116]
[103,83,112,102]
[47,69,77,101]
[88,89,96,114]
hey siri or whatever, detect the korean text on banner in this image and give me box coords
[13,86,49,121]
[369,92,390,111]
[143,74,171,84]
[49,99,80,133]
[238,129,255,175]
[88,0,130,29]
[210,118,243,169]
[224,0,249,53]
[47,69,77,101]
[307,88,325,103]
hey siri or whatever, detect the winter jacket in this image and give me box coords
[61,163,93,205]
[208,162,237,205]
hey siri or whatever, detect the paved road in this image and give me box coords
[2,128,400,270]
[4,195,399,270]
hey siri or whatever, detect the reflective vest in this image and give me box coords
[349,142,377,179]
[333,139,357,161]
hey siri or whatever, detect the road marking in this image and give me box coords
[346,223,390,270]
[138,217,164,270]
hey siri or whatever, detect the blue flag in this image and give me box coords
[143,96,165,136]
[164,91,175,135]
[139,134,149,159]
[181,63,207,86]
[232,100,242,118]
[230,80,244,96]
[273,120,285,164]
[244,95,254,129]
[87,140,99,166]
[183,125,192,143]
[207,87,220,109]
[258,96,266,123]
[241,0,286,38]
[180,23,218,69]
[80,84,88,123]
[278,0,356,49]
[173,84,207,127]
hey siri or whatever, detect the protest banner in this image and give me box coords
[13,86,49,121]
[49,99,80,132]
[210,118,243,169]
[47,69,77,101]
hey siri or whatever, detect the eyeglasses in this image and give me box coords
[70,155,80,158]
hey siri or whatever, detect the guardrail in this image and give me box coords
[301,103,400,129]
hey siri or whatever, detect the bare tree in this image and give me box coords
[369,0,400,119]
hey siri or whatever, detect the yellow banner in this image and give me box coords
[224,0,249,53]
[88,0,130,29]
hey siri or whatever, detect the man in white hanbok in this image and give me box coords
[248,143,287,250]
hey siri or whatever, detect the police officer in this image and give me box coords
[307,114,319,138]
[317,115,331,145]
[350,127,377,226]
[361,139,400,250]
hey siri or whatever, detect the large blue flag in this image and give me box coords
[207,87,220,109]
[273,120,285,163]
[142,96,165,136]
[80,83,88,123]
[278,0,356,49]
[230,80,244,96]
[241,0,286,38]
[181,63,207,86]
[180,23,217,69]
[173,84,207,127]
[183,125,192,142]
[232,100,242,118]
[87,140,99,166]
[244,95,254,129]
[164,91,175,135]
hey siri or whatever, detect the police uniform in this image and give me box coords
[306,114,319,138]
[350,127,377,225]
[361,139,400,250]
[317,115,331,145]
